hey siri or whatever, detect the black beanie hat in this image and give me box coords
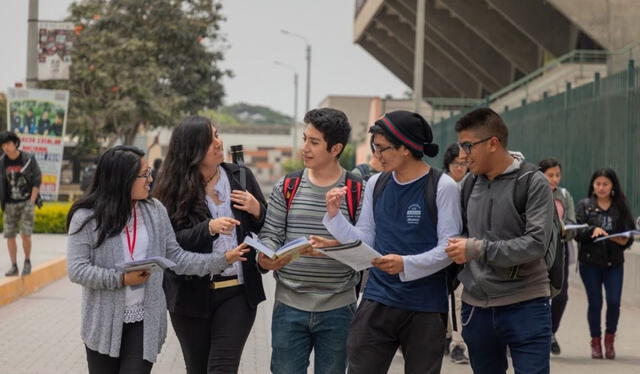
[375,110,439,158]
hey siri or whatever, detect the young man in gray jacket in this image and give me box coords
[445,108,555,374]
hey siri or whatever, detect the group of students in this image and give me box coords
[64,106,635,374]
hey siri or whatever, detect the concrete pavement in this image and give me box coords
[1,262,640,373]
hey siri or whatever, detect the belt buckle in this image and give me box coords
[210,278,239,289]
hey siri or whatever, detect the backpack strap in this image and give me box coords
[424,167,443,226]
[372,171,393,218]
[460,173,478,236]
[344,171,363,225]
[283,169,304,211]
[513,162,539,222]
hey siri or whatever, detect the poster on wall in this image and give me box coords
[37,21,75,81]
[5,88,69,200]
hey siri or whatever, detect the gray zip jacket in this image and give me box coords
[461,156,555,307]
[67,198,228,362]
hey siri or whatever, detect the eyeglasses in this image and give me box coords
[457,136,494,154]
[370,143,393,155]
[137,168,152,179]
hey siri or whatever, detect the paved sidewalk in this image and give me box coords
[1,265,640,373]
[0,234,67,278]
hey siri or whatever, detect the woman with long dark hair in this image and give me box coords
[66,146,248,374]
[153,116,267,374]
[538,158,576,356]
[575,168,635,360]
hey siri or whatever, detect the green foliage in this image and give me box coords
[0,202,72,234]
[282,157,304,174]
[221,103,293,126]
[0,92,6,131]
[41,0,230,150]
[200,108,241,126]
[339,144,356,171]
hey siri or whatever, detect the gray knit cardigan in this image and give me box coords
[67,198,228,362]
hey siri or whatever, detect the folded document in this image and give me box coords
[316,240,382,272]
[594,230,640,242]
[118,256,176,273]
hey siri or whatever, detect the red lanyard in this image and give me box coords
[125,204,137,261]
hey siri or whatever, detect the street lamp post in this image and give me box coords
[26,0,39,88]
[274,61,299,152]
[281,30,311,114]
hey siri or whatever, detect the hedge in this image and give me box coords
[0,202,72,234]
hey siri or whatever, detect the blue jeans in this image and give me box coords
[271,301,355,374]
[461,298,551,374]
[579,262,624,337]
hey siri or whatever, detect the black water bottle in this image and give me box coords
[230,145,246,190]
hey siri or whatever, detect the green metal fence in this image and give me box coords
[431,61,640,218]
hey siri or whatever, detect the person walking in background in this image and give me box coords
[575,168,635,360]
[324,111,462,374]
[539,158,577,356]
[0,131,41,276]
[445,108,555,374]
[258,108,364,374]
[441,143,469,364]
[66,145,248,374]
[153,116,267,374]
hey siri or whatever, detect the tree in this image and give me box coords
[42,0,230,150]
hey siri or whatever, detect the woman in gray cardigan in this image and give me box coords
[67,146,249,374]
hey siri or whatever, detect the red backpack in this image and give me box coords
[282,169,363,224]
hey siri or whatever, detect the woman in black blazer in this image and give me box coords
[154,116,266,374]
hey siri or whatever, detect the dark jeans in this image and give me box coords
[169,286,257,374]
[85,321,152,374]
[347,299,446,374]
[579,262,624,337]
[271,301,355,374]
[461,298,551,374]
[551,245,570,334]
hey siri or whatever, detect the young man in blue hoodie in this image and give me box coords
[445,108,555,374]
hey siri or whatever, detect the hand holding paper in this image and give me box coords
[315,240,382,271]
[593,230,640,242]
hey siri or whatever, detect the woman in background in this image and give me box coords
[538,158,576,356]
[575,168,635,360]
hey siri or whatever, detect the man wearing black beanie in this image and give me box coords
[323,110,462,373]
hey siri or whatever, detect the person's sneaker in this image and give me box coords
[22,259,32,276]
[551,334,561,355]
[450,345,469,364]
[5,264,19,276]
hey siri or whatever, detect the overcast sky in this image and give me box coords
[0,0,407,120]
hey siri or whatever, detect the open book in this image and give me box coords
[118,256,176,273]
[243,233,311,261]
[316,240,382,272]
[594,230,640,242]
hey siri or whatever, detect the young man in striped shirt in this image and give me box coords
[258,108,365,374]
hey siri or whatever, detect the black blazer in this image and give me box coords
[163,163,267,318]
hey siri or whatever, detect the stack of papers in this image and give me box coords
[563,224,589,231]
[119,256,176,273]
[244,233,311,261]
[316,240,382,271]
[594,230,640,242]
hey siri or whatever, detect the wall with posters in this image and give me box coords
[5,88,69,200]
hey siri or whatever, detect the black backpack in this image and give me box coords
[372,168,464,329]
[460,162,565,298]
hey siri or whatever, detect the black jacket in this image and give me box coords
[0,151,42,211]
[163,163,267,318]
[575,197,634,267]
